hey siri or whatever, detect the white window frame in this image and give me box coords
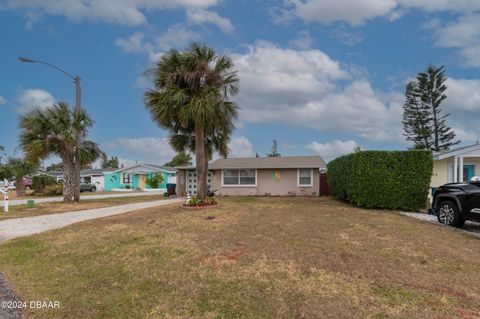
[297,168,313,187]
[221,169,257,187]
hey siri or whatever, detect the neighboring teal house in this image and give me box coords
[104,163,176,192]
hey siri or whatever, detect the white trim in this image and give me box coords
[297,168,313,187]
[435,144,480,160]
[221,169,257,187]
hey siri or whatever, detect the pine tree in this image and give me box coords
[402,65,460,152]
[266,139,281,157]
[402,82,433,150]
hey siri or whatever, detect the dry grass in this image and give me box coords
[4,190,143,200]
[0,197,479,318]
[0,195,167,220]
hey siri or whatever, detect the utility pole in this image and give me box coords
[18,57,82,202]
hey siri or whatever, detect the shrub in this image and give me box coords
[327,150,433,211]
[205,196,218,205]
[32,175,56,194]
[146,174,164,189]
[44,183,63,196]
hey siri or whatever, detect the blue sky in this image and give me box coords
[1,0,480,165]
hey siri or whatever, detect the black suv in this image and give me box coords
[430,182,480,228]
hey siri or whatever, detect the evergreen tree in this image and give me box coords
[266,139,281,157]
[164,152,192,167]
[402,82,433,150]
[102,156,120,169]
[402,65,459,151]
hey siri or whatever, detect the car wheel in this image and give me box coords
[90,187,96,192]
[437,201,464,228]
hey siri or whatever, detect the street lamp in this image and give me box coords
[18,56,82,202]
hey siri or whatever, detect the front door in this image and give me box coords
[463,165,475,182]
[139,174,146,189]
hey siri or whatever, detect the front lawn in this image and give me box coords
[0,197,479,318]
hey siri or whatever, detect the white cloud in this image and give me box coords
[104,137,176,165]
[445,78,480,112]
[3,0,219,27]
[306,140,360,161]
[281,0,480,26]
[16,89,55,114]
[0,96,6,106]
[186,9,234,34]
[232,42,403,142]
[289,30,314,49]
[116,26,200,62]
[228,136,254,158]
[431,14,480,67]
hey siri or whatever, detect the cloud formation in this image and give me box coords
[3,0,219,27]
[306,140,360,161]
[16,89,55,114]
[232,42,403,142]
[0,96,6,106]
[228,136,254,158]
[104,137,176,165]
[187,9,234,34]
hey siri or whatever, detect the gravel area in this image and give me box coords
[400,212,480,238]
[0,273,22,319]
[0,198,182,242]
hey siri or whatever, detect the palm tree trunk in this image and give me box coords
[15,180,26,198]
[195,121,206,201]
[62,155,75,202]
[204,150,209,196]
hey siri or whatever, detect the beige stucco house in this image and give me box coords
[176,156,327,197]
[432,143,480,188]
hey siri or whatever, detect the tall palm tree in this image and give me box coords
[145,43,239,200]
[19,102,104,202]
[0,158,36,197]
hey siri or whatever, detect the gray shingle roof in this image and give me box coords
[80,168,116,176]
[210,156,326,169]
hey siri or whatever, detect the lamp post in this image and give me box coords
[18,57,82,202]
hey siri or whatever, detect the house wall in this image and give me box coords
[432,157,480,187]
[211,168,320,196]
[104,172,121,191]
[91,175,105,191]
[144,172,176,189]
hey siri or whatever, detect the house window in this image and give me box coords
[298,169,313,187]
[222,169,256,186]
[123,173,132,184]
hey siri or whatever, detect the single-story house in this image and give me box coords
[104,163,176,192]
[33,170,64,182]
[80,168,116,191]
[432,143,480,187]
[176,155,327,196]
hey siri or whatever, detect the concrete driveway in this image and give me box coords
[0,198,182,241]
[0,191,166,207]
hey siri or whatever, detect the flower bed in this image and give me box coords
[183,196,218,209]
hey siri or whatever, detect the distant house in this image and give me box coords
[176,156,326,196]
[33,170,64,182]
[80,168,116,191]
[432,143,480,187]
[104,163,176,192]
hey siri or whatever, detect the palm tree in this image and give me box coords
[0,158,36,197]
[19,102,104,202]
[145,43,239,200]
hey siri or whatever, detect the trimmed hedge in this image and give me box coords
[327,150,433,211]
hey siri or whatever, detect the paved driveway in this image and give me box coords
[0,198,182,241]
[401,212,480,238]
[0,191,166,207]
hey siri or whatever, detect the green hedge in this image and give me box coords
[32,175,56,194]
[327,150,433,211]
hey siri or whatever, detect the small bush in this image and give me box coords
[32,175,56,194]
[44,183,63,196]
[146,174,164,189]
[327,150,433,211]
[187,197,201,206]
[205,196,218,205]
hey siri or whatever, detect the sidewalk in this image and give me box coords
[0,191,166,207]
[0,198,182,241]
